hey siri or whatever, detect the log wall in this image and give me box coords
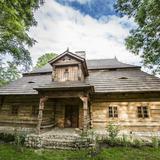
[91,101,160,132]
[1,95,160,132]
[0,95,54,128]
[0,96,83,129]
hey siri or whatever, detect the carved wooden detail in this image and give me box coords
[80,96,89,130]
[36,96,48,134]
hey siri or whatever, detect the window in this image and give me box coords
[32,105,38,116]
[137,106,149,118]
[64,68,69,81]
[11,105,19,116]
[108,106,118,118]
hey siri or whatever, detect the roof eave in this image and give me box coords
[34,85,94,92]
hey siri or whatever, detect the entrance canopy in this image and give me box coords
[34,82,94,134]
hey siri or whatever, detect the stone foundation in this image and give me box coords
[25,129,90,149]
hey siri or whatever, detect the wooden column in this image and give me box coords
[36,96,48,134]
[78,63,81,81]
[52,66,56,81]
[80,96,88,130]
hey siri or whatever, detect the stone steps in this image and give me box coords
[25,129,90,149]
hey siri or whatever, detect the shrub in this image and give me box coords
[0,132,15,143]
[151,136,159,148]
[132,138,144,148]
[0,129,26,147]
[14,130,26,146]
[107,123,119,140]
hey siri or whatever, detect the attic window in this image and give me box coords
[64,68,69,81]
[119,77,128,79]
[28,81,35,83]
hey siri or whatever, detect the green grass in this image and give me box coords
[0,144,160,160]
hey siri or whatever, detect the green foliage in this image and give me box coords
[0,131,26,146]
[0,133,15,143]
[151,136,159,148]
[132,138,144,148]
[0,60,20,86]
[115,0,160,74]
[0,0,43,86]
[0,144,160,160]
[35,53,58,68]
[107,123,119,141]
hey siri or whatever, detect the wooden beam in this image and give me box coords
[80,96,89,130]
[36,96,48,134]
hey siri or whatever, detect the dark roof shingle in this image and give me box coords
[27,58,139,74]
[0,59,160,95]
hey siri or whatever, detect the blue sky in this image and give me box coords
[55,0,116,19]
[29,0,140,65]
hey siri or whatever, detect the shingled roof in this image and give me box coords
[0,58,160,95]
[25,58,140,75]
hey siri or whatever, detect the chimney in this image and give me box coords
[75,51,86,59]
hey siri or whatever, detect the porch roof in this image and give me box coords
[34,81,94,91]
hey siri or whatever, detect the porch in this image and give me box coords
[35,87,93,134]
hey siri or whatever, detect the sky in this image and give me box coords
[29,0,141,66]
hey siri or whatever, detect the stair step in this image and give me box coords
[41,124,56,129]
[25,129,91,149]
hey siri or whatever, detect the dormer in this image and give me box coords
[49,50,88,82]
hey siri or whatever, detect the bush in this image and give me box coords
[107,123,119,141]
[14,131,26,146]
[151,136,159,148]
[132,138,144,148]
[0,132,15,143]
[0,130,26,146]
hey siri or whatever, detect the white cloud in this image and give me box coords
[65,0,91,4]
[29,0,141,66]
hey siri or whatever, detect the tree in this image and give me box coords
[35,53,58,68]
[0,0,44,86]
[115,0,160,74]
[0,60,20,87]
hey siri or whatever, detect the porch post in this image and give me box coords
[80,96,88,130]
[36,96,48,134]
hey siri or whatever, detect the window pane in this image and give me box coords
[137,106,149,118]
[143,107,149,118]
[108,106,118,118]
[137,107,143,118]
[114,107,118,117]
[109,107,113,117]
[64,69,69,81]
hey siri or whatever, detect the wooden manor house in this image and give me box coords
[0,49,160,135]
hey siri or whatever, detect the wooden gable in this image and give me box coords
[49,50,88,82]
[53,55,81,66]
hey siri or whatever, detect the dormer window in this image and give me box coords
[49,50,88,82]
[64,68,69,81]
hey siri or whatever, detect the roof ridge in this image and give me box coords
[86,58,116,61]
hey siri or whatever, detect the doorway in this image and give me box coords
[64,105,79,128]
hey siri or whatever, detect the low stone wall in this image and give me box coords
[0,126,35,135]
[25,129,91,149]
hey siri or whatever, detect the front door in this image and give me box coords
[64,105,79,128]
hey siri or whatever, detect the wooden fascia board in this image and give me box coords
[48,51,84,65]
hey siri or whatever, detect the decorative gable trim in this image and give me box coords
[48,50,85,65]
[48,49,89,76]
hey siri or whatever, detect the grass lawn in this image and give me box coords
[0,144,160,160]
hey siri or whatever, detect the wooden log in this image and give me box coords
[80,96,89,130]
[36,96,48,134]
